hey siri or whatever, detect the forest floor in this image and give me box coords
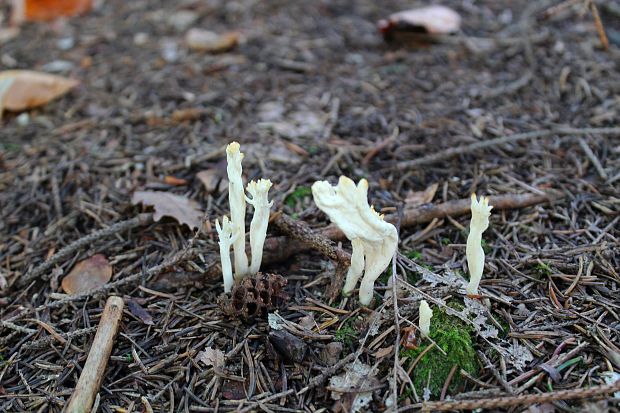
[1,0,620,412]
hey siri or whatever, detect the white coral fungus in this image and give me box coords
[466,194,493,295]
[246,179,273,275]
[215,216,237,293]
[226,142,249,278]
[312,176,398,305]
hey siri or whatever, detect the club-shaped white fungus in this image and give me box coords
[419,299,432,337]
[215,216,237,293]
[466,194,493,295]
[246,179,273,275]
[226,142,249,278]
[312,176,398,305]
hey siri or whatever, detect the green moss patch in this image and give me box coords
[401,307,478,398]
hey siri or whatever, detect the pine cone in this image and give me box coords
[218,273,288,321]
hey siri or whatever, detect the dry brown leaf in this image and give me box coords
[61,254,112,295]
[127,299,154,325]
[196,169,228,194]
[379,5,461,36]
[0,70,79,115]
[131,190,203,229]
[405,182,438,208]
[197,347,225,371]
[11,0,92,24]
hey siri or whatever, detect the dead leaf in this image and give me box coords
[197,347,225,371]
[127,299,154,325]
[378,6,461,37]
[185,29,239,53]
[405,183,438,208]
[131,190,203,230]
[61,254,112,295]
[373,345,393,359]
[329,360,379,413]
[11,0,92,24]
[0,70,79,116]
[196,169,227,194]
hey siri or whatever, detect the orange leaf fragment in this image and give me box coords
[163,176,188,186]
[11,0,92,24]
[131,190,203,230]
[0,70,78,116]
[61,254,112,295]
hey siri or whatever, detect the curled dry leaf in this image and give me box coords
[61,254,112,295]
[378,5,461,37]
[126,299,154,325]
[0,70,79,116]
[185,29,239,53]
[11,0,92,24]
[405,182,438,208]
[131,190,203,230]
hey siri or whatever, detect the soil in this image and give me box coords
[1,0,619,412]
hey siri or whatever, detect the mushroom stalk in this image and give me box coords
[246,179,273,275]
[343,238,364,296]
[216,216,237,293]
[466,194,493,295]
[419,300,432,337]
[226,142,249,278]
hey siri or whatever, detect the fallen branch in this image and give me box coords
[393,126,620,171]
[65,296,124,413]
[321,191,560,241]
[408,379,620,412]
[14,213,154,289]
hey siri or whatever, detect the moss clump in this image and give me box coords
[334,319,359,347]
[401,307,478,398]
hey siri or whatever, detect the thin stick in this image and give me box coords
[15,213,153,288]
[65,296,124,413]
[393,127,620,171]
[578,137,607,179]
[588,0,609,50]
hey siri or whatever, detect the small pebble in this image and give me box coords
[160,39,178,62]
[42,60,74,73]
[168,10,198,31]
[56,37,75,50]
[16,113,30,126]
[133,32,149,46]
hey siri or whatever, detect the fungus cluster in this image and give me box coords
[215,142,494,313]
[216,142,273,292]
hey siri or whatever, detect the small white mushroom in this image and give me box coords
[419,300,432,337]
[466,194,493,295]
[312,176,398,305]
[226,142,249,278]
[215,216,238,293]
[246,179,273,275]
